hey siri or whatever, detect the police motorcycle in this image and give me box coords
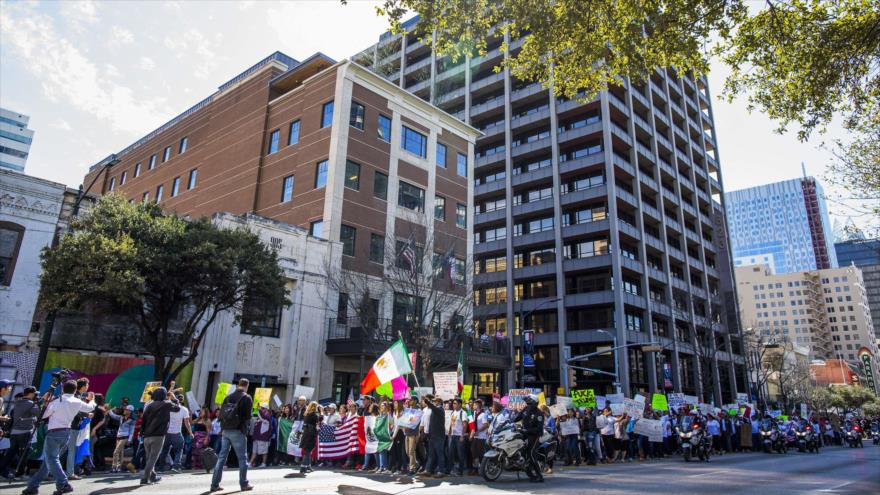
[677,416,711,462]
[480,411,558,481]
[871,422,880,445]
[760,418,787,454]
[795,421,820,453]
[844,422,864,448]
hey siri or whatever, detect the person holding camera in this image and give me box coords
[21,380,96,495]
[1,386,40,479]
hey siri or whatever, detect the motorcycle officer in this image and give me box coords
[513,394,545,483]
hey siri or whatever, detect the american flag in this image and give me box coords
[402,239,416,275]
[346,390,355,407]
[317,417,359,460]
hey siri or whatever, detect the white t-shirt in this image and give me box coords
[421,407,432,434]
[167,406,189,434]
[448,409,468,436]
[474,412,489,440]
[211,418,221,435]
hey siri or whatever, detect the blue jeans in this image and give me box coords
[565,435,580,463]
[363,453,375,470]
[159,432,184,470]
[211,430,249,489]
[445,436,466,475]
[424,436,446,474]
[28,429,70,491]
[377,450,388,470]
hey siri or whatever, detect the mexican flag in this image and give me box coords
[456,344,464,392]
[360,338,413,395]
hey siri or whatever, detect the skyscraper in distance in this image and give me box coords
[0,107,34,173]
[725,176,838,274]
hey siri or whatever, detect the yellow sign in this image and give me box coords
[214,382,232,405]
[140,382,162,403]
[460,384,473,402]
[253,387,272,412]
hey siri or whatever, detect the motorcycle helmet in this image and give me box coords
[523,394,538,405]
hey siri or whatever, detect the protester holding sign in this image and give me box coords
[560,409,582,466]
[298,402,320,475]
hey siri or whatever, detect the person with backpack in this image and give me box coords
[210,379,254,493]
[139,387,180,485]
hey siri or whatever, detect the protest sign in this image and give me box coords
[559,417,580,436]
[254,387,272,410]
[399,408,423,429]
[623,398,644,419]
[779,415,789,421]
[634,418,663,442]
[556,396,574,410]
[415,387,433,400]
[551,403,569,417]
[667,393,685,411]
[433,372,458,400]
[571,389,596,408]
[682,395,699,406]
[698,403,712,416]
[293,385,314,401]
[651,393,668,411]
[186,391,201,414]
[596,395,607,410]
[273,395,283,408]
[507,388,540,411]
[610,403,625,416]
[800,403,808,418]
[141,381,162,403]
[460,384,473,402]
[634,394,646,404]
[606,393,625,404]
[768,410,782,418]
[736,392,748,404]
[214,382,233,405]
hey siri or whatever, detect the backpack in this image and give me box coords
[219,391,245,430]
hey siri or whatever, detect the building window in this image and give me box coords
[120,171,128,185]
[373,171,388,200]
[401,125,427,158]
[456,152,467,177]
[370,233,385,263]
[171,177,181,197]
[321,101,334,128]
[155,184,164,203]
[108,177,116,191]
[378,114,391,142]
[288,120,300,145]
[434,196,446,221]
[267,129,280,154]
[310,220,324,238]
[142,191,149,202]
[149,154,157,170]
[456,203,466,229]
[349,101,365,130]
[315,159,329,188]
[436,142,447,168]
[340,225,356,256]
[134,163,141,177]
[0,222,25,286]
[163,146,171,162]
[187,169,198,190]
[281,175,294,202]
[241,296,282,337]
[179,136,188,154]
[345,160,360,190]
[337,293,349,324]
[398,181,425,212]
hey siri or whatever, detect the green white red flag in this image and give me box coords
[360,338,413,395]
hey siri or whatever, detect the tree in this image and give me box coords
[367,1,880,216]
[833,385,876,411]
[863,398,880,417]
[39,194,290,383]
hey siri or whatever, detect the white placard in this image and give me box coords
[606,393,625,404]
[433,372,458,400]
[596,395,607,410]
[610,403,625,416]
[415,387,433,400]
[683,395,699,406]
[559,417,580,436]
[399,408,423,429]
[623,398,644,419]
[736,393,748,404]
[667,393,685,411]
[273,394,283,408]
[293,385,315,401]
[634,418,663,442]
[186,391,201,414]
[634,394,646,404]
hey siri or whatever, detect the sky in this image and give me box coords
[0,0,869,234]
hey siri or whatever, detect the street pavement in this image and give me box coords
[5,445,878,495]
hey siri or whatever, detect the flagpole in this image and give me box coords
[399,331,422,390]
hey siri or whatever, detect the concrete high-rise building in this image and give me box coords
[836,238,880,341]
[0,107,35,173]
[82,52,502,403]
[735,264,879,391]
[355,19,747,402]
[726,176,838,274]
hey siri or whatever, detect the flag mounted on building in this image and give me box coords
[360,338,413,395]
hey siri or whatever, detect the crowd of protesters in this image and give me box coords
[1,376,878,494]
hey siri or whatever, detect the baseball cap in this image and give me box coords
[0,379,14,388]
[125,405,135,412]
[23,386,37,395]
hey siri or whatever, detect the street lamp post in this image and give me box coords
[595,328,620,394]
[516,297,561,388]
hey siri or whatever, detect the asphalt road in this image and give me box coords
[6,445,879,495]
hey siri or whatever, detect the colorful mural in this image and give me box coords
[39,351,192,407]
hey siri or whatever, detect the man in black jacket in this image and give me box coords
[419,395,447,478]
[1,387,40,479]
[139,387,180,485]
[210,379,254,493]
[513,395,545,482]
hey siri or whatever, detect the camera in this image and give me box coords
[50,368,72,388]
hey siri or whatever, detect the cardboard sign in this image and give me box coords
[634,394,646,404]
[610,403,625,416]
[736,392,748,404]
[141,381,163,403]
[399,408,423,429]
[293,385,315,401]
[186,391,201,414]
[433,372,458,400]
[556,396,574,411]
[460,384,473,402]
[596,395,607,410]
[571,389,596,408]
[606,393,625,404]
[634,418,663,442]
[651,393,668,411]
[254,388,272,410]
[682,395,699,406]
[623,398,644,419]
[214,382,233,405]
[559,417,580,436]
[551,403,569,417]
[667,393,685,411]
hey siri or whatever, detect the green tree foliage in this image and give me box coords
[863,399,880,416]
[39,194,290,383]
[370,0,879,211]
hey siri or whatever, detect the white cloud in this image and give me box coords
[51,118,72,131]
[59,0,99,33]
[111,26,134,44]
[0,5,169,135]
[163,28,223,79]
[238,1,255,10]
[139,56,157,71]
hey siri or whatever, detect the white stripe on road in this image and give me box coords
[687,469,728,478]
[817,481,854,492]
